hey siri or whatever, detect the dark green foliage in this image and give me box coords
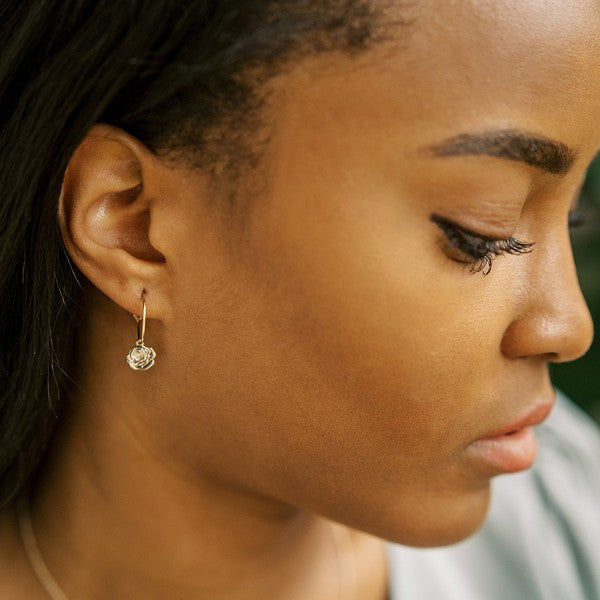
[552,158,600,422]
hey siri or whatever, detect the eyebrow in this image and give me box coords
[422,129,576,175]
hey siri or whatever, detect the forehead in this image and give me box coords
[383,0,600,145]
[399,0,600,65]
[274,0,600,170]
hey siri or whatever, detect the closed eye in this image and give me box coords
[430,214,535,276]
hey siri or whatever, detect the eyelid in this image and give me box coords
[430,212,535,276]
[569,209,587,228]
[429,213,507,241]
[431,210,587,238]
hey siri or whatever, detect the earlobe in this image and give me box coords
[58,124,169,319]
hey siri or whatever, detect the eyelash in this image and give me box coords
[431,211,587,276]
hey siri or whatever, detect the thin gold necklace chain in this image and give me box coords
[331,520,358,600]
[16,497,69,600]
[16,497,357,600]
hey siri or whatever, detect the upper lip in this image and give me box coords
[479,394,556,440]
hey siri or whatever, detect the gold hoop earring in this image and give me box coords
[126,291,156,370]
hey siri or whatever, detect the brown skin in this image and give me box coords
[1,1,600,598]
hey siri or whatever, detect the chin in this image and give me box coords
[363,484,492,548]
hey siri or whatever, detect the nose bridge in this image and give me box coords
[502,227,595,363]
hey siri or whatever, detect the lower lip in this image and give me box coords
[466,426,538,474]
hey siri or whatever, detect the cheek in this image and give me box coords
[223,184,505,542]
[165,178,509,546]
[243,178,507,449]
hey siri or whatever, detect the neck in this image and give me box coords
[29,405,351,600]
[23,290,388,600]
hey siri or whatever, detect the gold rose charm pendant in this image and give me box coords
[126,292,156,370]
[127,341,156,370]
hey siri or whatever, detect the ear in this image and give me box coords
[58,124,171,321]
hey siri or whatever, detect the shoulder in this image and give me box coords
[386,390,600,600]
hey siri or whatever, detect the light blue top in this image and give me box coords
[386,390,600,600]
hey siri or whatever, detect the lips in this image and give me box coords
[466,397,555,474]
[480,401,555,440]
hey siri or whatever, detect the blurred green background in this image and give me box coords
[551,158,600,423]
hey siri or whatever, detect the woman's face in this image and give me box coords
[143,0,600,546]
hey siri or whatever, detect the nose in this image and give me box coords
[500,230,595,363]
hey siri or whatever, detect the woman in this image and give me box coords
[0,1,599,598]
